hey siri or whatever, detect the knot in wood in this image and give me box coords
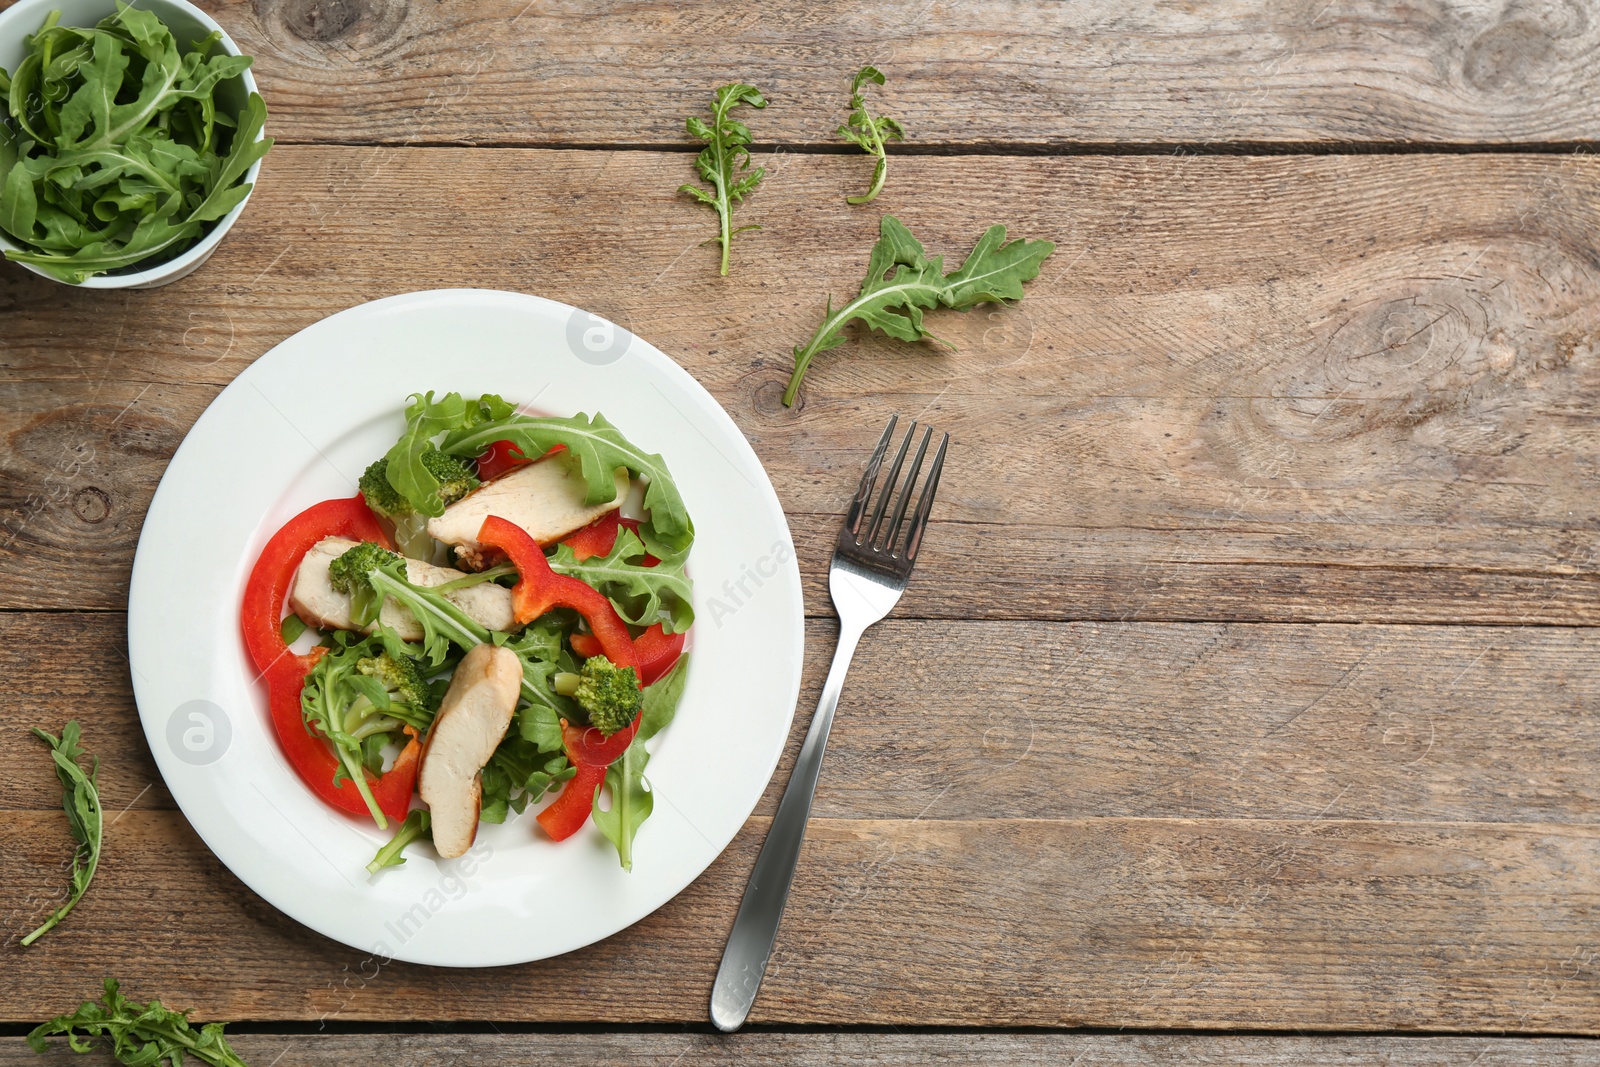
[271,0,365,42]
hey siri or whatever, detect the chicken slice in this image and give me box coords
[289,536,515,640]
[426,453,629,569]
[418,643,522,858]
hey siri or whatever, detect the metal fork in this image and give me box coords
[710,415,949,1032]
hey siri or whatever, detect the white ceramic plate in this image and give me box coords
[128,289,804,966]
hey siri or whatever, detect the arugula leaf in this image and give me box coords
[28,978,250,1067]
[481,738,574,823]
[587,659,687,869]
[591,736,652,872]
[783,215,1055,405]
[548,527,694,633]
[0,5,272,281]
[366,809,430,875]
[22,722,102,947]
[380,391,510,518]
[639,653,689,742]
[677,82,767,276]
[442,410,694,553]
[837,66,905,205]
[517,701,566,753]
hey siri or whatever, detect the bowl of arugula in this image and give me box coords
[0,0,272,288]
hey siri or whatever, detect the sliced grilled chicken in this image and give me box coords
[418,643,522,858]
[289,537,515,639]
[426,454,629,569]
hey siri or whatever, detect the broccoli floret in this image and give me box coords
[329,541,404,627]
[358,449,479,521]
[357,651,429,708]
[574,656,642,736]
[358,458,411,520]
[423,448,480,507]
[328,541,403,594]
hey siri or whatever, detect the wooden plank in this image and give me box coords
[11,1032,1600,1066]
[2,810,1597,1029]
[8,0,1590,147]
[4,150,1600,623]
[8,612,1600,828]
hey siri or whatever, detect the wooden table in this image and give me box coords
[4,0,1600,1062]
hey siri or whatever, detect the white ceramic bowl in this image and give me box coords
[0,0,264,289]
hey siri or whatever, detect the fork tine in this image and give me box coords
[883,426,932,555]
[844,415,898,540]
[864,420,916,547]
[901,431,949,562]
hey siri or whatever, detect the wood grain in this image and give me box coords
[1,809,1597,1029]
[6,613,1600,1029]
[5,150,1600,624]
[9,612,1600,827]
[11,0,1590,147]
[12,1032,1600,1066]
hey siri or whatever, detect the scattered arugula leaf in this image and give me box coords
[591,736,652,872]
[548,527,694,634]
[366,809,431,875]
[783,215,1055,405]
[22,722,102,947]
[28,978,250,1067]
[677,82,767,276]
[0,6,273,282]
[837,66,905,205]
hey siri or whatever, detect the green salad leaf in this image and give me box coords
[0,5,272,282]
[783,215,1055,405]
[549,527,694,634]
[380,392,511,518]
[22,722,102,946]
[480,739,574,823]
[591,736,652,872]
[639,653,689,742]
[588,656,690,870]
[366,810,430,875]
[677,82,767,276]
[28,978,250,1067]
[442,409,694,554]
[837,66,905,205]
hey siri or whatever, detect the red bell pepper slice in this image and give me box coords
[535,718,640,841]
[242,496,419,824]
[477,515,637,669]
[563,710,640,767]
[560,510,661,565]
[241,496,390,678]
[633,623,685,686]
[474,439,534,482]
[562,510,620,562]
[475,440,571,483]
[537,758,607,842]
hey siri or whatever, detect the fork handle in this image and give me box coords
[710,619,867,1032]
